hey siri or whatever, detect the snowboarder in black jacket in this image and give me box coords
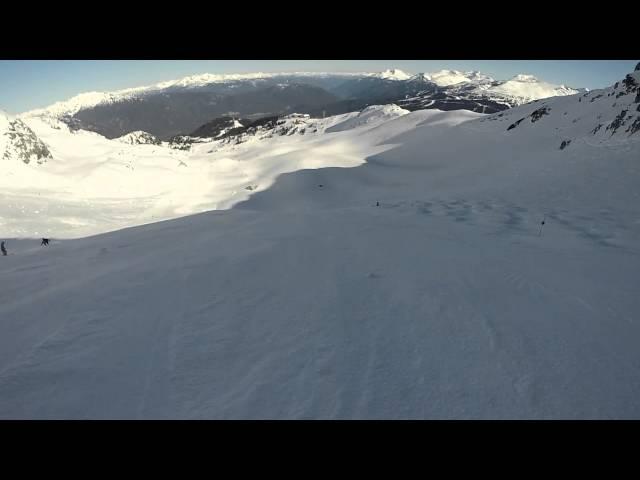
[1,241,7,256]
[41,238,49,246]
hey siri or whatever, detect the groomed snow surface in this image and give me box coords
[1,99,640,418]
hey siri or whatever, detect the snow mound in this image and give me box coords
[116,131,161,145]
[327,104,410,132]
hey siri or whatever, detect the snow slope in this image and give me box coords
[0,106,408,238]
[1,70,640,419]
[474,69,640,146]
[326,104,409,132]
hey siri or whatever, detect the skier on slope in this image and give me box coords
[1,241,7,256]
[41,238,50,246]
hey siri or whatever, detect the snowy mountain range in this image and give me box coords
[477,67,640,145]
[18,69,580,140]
[164,69,638,153]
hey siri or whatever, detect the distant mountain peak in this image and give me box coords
[426,69,495,87]
[511,74,540,83]
[409,73,432,82]
[375,69,412,81]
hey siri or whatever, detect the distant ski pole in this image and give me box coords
[538,215,546,237]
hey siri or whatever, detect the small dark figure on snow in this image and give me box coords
[376,201,380,207]
[538,216,546,237]
[41,238,50,246]
[1,241,7,256]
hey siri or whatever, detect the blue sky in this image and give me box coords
[0,60,637,114]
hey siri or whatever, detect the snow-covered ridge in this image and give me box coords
[1,110,52,165]
[425,69,495,86]
[326,104,409,132]
[474,69,640,146]
[375,69,412,81]
[485,74,578,102]
[22,68,582,121]
[210,105,411,146]
[21,71,372,118]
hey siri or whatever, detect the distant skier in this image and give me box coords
[376,201,380,207]
[1,241,7,256]
[41,238,50,246]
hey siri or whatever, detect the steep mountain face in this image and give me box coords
[0,110,52,165]
[397,90,509,115]
[330,76,431,103]
[65,83,340,140]
[22,69,581,141]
